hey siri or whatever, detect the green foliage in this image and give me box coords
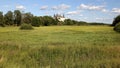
[22,15,57,27]
[64,19,88,25]
[112,15,120,26]
[4,11,14,26]
[0,11,4,27]
[114,22,120,32]
[20,23,33,30]
[57,21,64,25]
[39,16,44,26]
[64,19,74,25]
[22,12,33,24]
[78,21,88,25]
[42,16,57,26]
[32,16,40,27]
[0,10,110,27]
[14,10,22,26]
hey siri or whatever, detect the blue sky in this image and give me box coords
[0,0,120,23]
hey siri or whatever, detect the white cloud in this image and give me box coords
[112,8,120,14]
[40,5,48,10]
[83,17,88,20]
[77,4,107,12]
[101,9,108,12]
[96,18,104,20]
[16,5,26,10]
[96,18,112,21]
[66,11,80,15]
[52,6,58,10]
[59,4,70,10]
[52,4,70,10]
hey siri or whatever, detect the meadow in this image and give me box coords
[0,26,120,68]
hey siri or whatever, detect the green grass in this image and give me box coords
[0,26,120,68]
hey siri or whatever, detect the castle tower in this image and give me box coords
[53,14,66,22]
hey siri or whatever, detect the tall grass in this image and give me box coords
[0,26,120,68]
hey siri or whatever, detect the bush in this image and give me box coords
[20,23,33,30]
[114,22,120,32]
[0,23,5,27]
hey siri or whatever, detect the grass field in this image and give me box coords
[0,26,120,68]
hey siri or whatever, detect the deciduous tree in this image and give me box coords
[4,11,13,25]
[32,16,40,27]
[112,15,120,26]
[0,11,4,26]
[14,10,22,26]
[22,12,33,24]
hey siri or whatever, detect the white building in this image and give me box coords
[53,14,66,22]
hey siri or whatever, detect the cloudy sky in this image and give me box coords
[0,0,120,23]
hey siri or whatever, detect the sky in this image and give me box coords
[0,0,120,24]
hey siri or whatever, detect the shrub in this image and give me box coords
[20,23,33,30]
[0,23,5,27]
[114,22,120,32]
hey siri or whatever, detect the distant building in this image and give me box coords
[53,14,66,22]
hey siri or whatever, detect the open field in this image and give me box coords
[0,26,120,68]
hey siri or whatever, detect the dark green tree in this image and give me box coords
[39,16,44,26]
[32,16,40,27]
[114,22,120,32]
[78,21,88,25]
[14,10,22,26]
[0,11,4,26]
[112,15,120,26]
[22,12,33,24]
[4,11,14,25]
[42,16,56,26]
[64,19,74,25]
[64,19,88,25]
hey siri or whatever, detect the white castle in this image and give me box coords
[53,14,66,22]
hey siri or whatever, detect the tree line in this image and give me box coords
[0,10,110,27]
[0,10,58,27]
[0,10,22,26]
